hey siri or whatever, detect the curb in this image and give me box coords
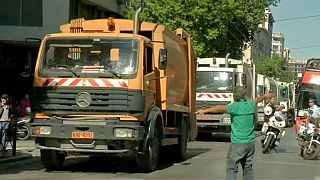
[0,153,33,164]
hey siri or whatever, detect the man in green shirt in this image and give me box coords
[196,86,274,180]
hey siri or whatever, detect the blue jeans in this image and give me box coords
[0,121,10,151]
[226,142,255,180]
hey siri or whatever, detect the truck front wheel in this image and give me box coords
[40,150,65,171]
[136,126,160,172]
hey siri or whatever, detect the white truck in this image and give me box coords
[265,78,295,127]
[196,57,257,136]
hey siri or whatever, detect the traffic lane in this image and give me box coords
[254,127,320,180]
[0,146,213,179]
[1,127,320,179]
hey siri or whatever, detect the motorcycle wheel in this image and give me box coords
[262,135,274,154]
[302,142,320,160]
[17,125,30,141]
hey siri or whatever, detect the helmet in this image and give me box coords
[264,105,273,115]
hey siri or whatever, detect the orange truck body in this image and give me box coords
[31,17,197,171]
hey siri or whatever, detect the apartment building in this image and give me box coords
[243,7,274,61]
[272,32,285,56]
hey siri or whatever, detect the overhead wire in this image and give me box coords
[276,14,320,22]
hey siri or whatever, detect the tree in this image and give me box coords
[126,0,280,59]
[254,55,294,82]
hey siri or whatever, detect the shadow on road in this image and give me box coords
[57,146,211,173]
[0,156,43,175]
[196,133,231,142]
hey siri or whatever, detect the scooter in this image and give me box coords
[16,116,32,140]
[261,103,286,153]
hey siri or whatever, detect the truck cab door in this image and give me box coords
[143,45,157,108]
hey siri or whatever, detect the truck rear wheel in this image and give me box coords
[40,150,65,171]
[136,126,160,172]
[172,119,188,160]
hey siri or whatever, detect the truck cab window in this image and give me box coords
[144,46,153,74]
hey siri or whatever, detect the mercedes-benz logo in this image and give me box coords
[76,92,92,107]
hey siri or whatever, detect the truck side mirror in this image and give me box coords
[159,49,167,70]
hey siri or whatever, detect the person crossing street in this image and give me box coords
[196,86,274,180]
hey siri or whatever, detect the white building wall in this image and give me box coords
[272,32,285,56]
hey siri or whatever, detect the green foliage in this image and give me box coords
[126,0,280,59]
[255,55,294,82]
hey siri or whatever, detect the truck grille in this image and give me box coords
[32,87,145,115]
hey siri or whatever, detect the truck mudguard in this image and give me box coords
[142,106,163,151]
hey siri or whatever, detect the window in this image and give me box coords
[143,46,153,74]
[0,0,42,26]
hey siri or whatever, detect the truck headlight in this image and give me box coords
[114,128,135,138]
[34,126,52,135]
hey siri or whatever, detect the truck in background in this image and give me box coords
[30,8,197,172]
[265,78,295,127]
[256,74,267,128]
[196,57,257,137]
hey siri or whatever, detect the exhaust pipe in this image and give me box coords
[133,1,144,35]
[225,53,230,68]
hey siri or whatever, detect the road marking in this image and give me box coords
[262,160,320,167]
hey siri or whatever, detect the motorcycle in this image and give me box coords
[261,103,286,153]
[16,116,32,140]
[297,117,320,160]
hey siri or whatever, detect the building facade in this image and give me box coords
[0,0,127,100]
[272,32,285,56]
[243,7,274,61]
[287,59,306,82]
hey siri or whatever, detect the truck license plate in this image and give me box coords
[72,131,94,139]
[222,118,231,124]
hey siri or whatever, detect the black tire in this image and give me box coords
[262,135,274,154]
[302,142,320,160]
[40,150,65,171]
[172,119,188,161]
[136,125,160,172]
[17,125,30,141]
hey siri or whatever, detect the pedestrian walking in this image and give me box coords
[19,93,31,118]
[0,94,13,154]
[196,86,274,180]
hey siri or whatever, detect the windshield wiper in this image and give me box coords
[106,69,121,78]
[47,65,79,78]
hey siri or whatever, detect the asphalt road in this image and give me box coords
[0,127,320,180]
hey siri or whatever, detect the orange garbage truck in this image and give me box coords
[30,13,197,171]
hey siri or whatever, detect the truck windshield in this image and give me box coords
[298,90,320,110]
[196,71,233,92]
[39,38,139,78]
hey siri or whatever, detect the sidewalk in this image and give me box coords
[0,140,36,164]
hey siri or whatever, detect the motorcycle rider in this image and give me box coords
[260,97,285,145]
[307,98,320,126]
